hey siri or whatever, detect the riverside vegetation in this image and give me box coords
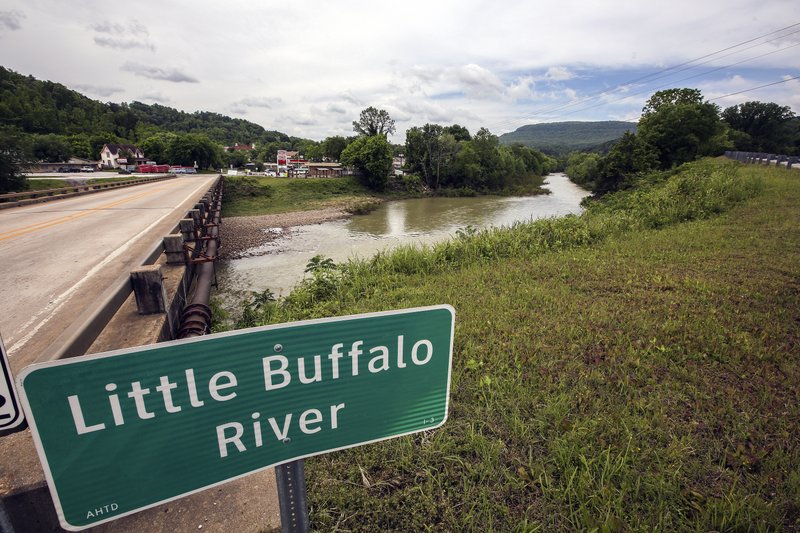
[222,171,549,219]
[218,159,800,530]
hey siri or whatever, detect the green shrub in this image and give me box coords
[225,176,273,199]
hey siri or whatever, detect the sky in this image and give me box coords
[0,0,799,142]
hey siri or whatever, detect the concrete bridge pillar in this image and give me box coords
[130,265,168,315]
[163,235,185,265]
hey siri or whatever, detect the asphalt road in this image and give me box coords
[0,175,217,371]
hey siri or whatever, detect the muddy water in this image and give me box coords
[217,173,589,305]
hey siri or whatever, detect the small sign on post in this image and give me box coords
[18,305,455,531]
[0,333,26,436]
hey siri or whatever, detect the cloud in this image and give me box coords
[229,96,282,115]
[279,114,318,127]
[544,66,575,81]
[0,10,24,31]
[506,76,536,101]
[326,103,347,114]
[91,20,154,51]
[121,62,198,83]
[94,35,155,51]
[454,64,505,97]
[340,91,362,105]
[72,84,124,98]
[391,98,480,125]
[139,90,171,103]
[234,96,283,109]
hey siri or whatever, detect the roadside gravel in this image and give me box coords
[220,207,349,259]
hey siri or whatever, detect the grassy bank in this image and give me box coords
[222,173,548,217]
[223,175,374,217]
[236,160,800,530]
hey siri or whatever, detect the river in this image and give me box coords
[216,173,589,307]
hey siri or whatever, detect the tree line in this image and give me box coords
[565,88,799,196]
[341,107,556,193]
[0,66,324,190]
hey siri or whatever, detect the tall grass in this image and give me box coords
[223,160,800,531]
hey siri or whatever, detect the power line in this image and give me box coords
[614,22,800,87]
[707,75,800,101]
[487,21,800,132]
[527,41,800,122]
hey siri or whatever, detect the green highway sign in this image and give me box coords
[18,305,455,531]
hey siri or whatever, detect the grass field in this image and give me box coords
[222,175,376,217]
[234,161,800,530]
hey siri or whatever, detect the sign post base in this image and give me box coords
[276,460,309,533]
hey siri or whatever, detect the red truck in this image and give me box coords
[137,164,170,173]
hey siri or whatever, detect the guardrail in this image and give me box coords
[0,174,176,209]
[50,175,224,360]
[725,151,799,168]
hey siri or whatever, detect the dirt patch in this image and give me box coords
[220,207,350,259]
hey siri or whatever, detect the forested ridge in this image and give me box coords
[0,66,292,153]
[498,121,637,153]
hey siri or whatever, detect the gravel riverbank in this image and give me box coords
[220,206,350,259]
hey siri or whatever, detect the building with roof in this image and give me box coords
[100,144,145,169]
[306,162,345,177]
[34,157,99,173]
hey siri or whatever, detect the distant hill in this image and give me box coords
[499,121,637,154]
[0,66,291,145]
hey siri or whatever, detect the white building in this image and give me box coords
[100,144,145,169]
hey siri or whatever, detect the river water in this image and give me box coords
[217,173,589,306]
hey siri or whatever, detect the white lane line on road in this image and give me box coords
[7,210,175,355]
[7,178,215,356]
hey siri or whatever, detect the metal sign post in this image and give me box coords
[276,460,309,533]
[0,333,26,436]
[18,305,454,531]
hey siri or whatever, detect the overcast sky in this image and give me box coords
[1,0,798,141]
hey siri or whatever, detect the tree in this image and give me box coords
[67,134,92,159]
[294,139,323,161]
[641,88,706,116]
[31,134,71,162]
[258,141,291,164]
[322,136,348,161]
[352,107,396,137]
[444,124,471,142]
[141,133,177,164]
[722,101,796,153]
[166,133,223,169]
[638,88,724,168]
[224,149,249,168]
[564,152,603,188]
[340,135,393,190]
[594,131,659,195]
[0,129,34,193]
[509,143,549,176]
[406,124,444,188]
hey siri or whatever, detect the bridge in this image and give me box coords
[0,175,282,532]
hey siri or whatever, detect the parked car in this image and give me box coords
[172,167,197,174]
[80,166,95,173]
